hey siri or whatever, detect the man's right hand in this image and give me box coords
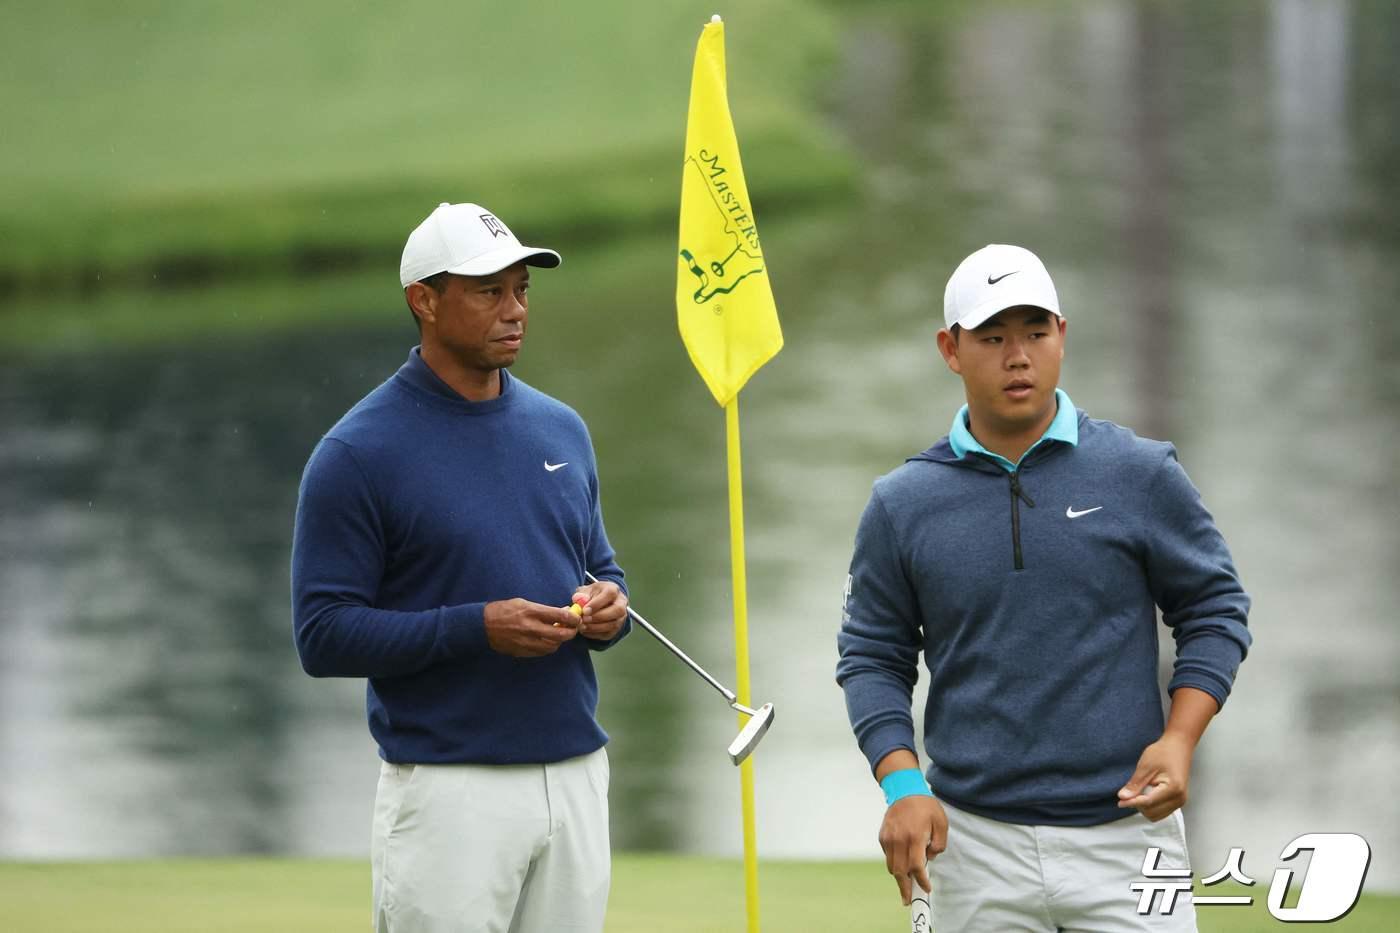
[880,794,947,906]
[483,599,580,657]
[874,751,949,905]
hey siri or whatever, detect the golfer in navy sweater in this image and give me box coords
[292,202,630,933]
[836,245,1251,931]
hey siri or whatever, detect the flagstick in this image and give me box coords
[725,394,762,933]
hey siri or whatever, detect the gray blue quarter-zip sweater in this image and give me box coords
[836,393,1251,826]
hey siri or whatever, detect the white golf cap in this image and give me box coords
[943,244,1061,330]
[399,202,561,288]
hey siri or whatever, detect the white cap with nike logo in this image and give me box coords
[943,243,1061,331]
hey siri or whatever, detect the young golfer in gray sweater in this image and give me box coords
[837,244,1251,932]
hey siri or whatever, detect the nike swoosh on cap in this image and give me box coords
[987,271,1018,285]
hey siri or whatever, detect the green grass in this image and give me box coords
[2,857,1395,932]
[0,1,852,292]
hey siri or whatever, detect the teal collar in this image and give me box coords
[949,388,1078,472]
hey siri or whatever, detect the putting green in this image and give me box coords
[2,856,1396,931]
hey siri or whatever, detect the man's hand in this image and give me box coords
[1117,686,1219,821]
[483,599,579,657]
[572,579,628,641]
[1116,732,1194,821]
[879,795,947,906]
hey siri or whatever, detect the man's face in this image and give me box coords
[936,305,1066,434]
[421,262,530,372]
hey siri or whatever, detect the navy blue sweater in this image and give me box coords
[836,411,1251,825]
[292,349,628,765]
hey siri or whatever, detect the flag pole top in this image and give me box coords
[710,14,722,24]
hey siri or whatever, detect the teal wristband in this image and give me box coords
[880,768,932,806]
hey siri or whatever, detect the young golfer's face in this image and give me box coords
[424,262,531,373]
[938,306,1066,437]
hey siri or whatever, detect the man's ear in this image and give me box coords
[1058,317,1067,360]
[936,328,962,375]
[405,282,438,327]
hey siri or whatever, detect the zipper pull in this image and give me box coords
[1009,472,1036,508]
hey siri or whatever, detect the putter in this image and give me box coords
[585,572,775,764]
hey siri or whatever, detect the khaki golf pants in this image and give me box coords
[372,748,610,933]
[912,800,1197,932]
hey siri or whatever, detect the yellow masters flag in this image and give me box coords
[677,18,783,407]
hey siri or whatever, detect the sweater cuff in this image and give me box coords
[1168,674,1230,710]
[1170,638,1246,710]
[440,602,488,659]
[861,721,919,776]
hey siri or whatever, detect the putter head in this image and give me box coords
[727,702,775,765]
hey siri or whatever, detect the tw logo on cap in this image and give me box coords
[479,214,510,239]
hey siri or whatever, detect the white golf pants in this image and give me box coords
[912,800,1197,932]
[372,748,610,933]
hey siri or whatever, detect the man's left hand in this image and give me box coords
[1117,732,1194,821]
[573,579,628,641]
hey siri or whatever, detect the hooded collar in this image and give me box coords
[912,389,1079,471]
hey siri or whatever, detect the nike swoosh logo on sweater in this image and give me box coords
[544,461,568,472]
[1066,505,1103,518]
